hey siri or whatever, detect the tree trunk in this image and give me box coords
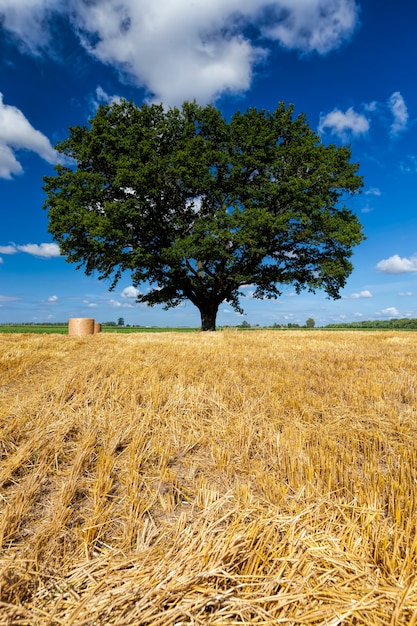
[199,302,219,331]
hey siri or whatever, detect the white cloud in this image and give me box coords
[0,0,360,105]
[399,292,413,297]
[0,258,3,264]
[318,92,408,145]
[121,286,140,299]
[0,0,71,52]
[0,244,18,254]
[109,298,133,308]
[388,91,408,136]
[0,144,23,178]
[0,92,59,178]
[93,86,122,109]
[17,243,61,258]
[365,187,381,196]
[343,290,372,299]
[376,254,417,274]
[363,101,377,112]
[48,295,58,302]
[261,0,358,55]
[0,242,61,258]
[72,0,360,103]
[318,106,369,140]
[381,307,399,317]
[74,0,262,104]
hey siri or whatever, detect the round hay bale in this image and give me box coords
[94,323,102,334]
[68,318,95,336]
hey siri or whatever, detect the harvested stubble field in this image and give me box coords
[1,331,417,625]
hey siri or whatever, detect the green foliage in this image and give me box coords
[305,317,315,328]
[43,100,364,331]
[325,318,417,330]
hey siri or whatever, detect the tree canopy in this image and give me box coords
[43,100,364,330]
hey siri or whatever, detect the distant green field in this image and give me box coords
[0,325,68,334]
[0,325,198,334]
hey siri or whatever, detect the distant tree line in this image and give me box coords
[238,318,417,330]
[325,318,417,330]
[0,322,67,326]
[238,319,314,329]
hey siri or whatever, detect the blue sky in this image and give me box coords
[0,0,416,327]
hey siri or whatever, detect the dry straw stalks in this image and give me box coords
[0,331,417,624]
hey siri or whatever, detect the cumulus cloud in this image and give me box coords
[92,86,122,110]
[0,0,66,53]
[17,243,61,258]
[319,91,409,144]
[343,290,372,299]
[376,254,417,274]
[388,91,408,136]
[0,242,61,258]
[318,106,369,140]
[399,292,413,297]
[0,0,360,104]
[0,92,59,178]
[0,244,18,254]
[261,0,358,54]
[0,145,23,179]
[121,286,140,299]
[73,0,263,104]
[48,295,58,302]
[381,307,399,317]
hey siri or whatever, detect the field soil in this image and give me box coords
[0,331,417,624]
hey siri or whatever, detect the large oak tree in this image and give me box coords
[43,101,364,330]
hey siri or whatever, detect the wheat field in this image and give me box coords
[1,330,417,625]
